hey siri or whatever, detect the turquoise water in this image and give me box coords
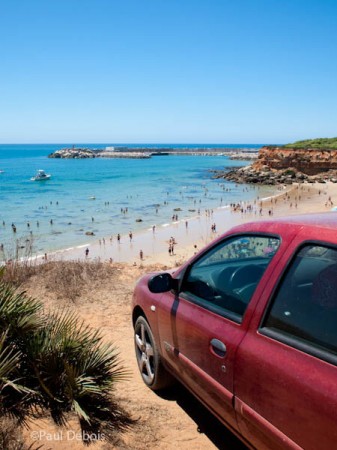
[0,144,273,260]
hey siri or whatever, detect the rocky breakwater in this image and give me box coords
[48,148,96,159]
[213,146,337,185]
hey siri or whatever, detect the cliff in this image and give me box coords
[254,146,337,175]
[213,146,337,185]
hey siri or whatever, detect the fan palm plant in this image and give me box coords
[0,270,132,444]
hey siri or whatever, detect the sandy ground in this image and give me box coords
[20,182,337,450]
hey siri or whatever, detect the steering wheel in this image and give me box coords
[228,265,264,290]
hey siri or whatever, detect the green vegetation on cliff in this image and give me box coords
[283,137,337,150]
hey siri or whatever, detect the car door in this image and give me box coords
[157,233,283,431]
[234,230,337,450]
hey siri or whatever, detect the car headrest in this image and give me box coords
[311,263,337,309]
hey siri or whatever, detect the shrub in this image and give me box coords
[0,269,133,444]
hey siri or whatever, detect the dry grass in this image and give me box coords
[1,260,40,287]
[40,260,120,302]
[1,260,123,302]
[1,251,171,296]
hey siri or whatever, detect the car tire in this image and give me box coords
[134,316,174,391]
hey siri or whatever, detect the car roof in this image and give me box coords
[231,212,337,235]
[268,212,337,229]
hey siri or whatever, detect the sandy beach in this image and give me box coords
[47,181,337,267]
[17,181,337,450]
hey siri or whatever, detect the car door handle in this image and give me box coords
[210,338,227,357]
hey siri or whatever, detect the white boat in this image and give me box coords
[31,169,51,181]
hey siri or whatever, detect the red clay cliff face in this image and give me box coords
[255,147,337,175]
[212,146,337,185]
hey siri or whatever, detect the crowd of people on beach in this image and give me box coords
[1,182,335,266]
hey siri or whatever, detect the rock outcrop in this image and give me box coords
[255,146,337,175]
[48,148,96,159]
[214,146,337,185]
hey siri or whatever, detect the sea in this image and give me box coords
[0,143,275,261]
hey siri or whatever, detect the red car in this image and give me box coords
[132,213,337,450]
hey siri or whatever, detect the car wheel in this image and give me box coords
[134,316,174,390]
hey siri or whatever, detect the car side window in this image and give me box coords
[180,235,280,322]
[261,244,337,358]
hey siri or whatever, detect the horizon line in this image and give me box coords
[0,142,280,146]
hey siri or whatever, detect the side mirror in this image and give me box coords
[148,273,176,293]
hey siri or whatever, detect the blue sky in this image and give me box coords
[0,0,336,144]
